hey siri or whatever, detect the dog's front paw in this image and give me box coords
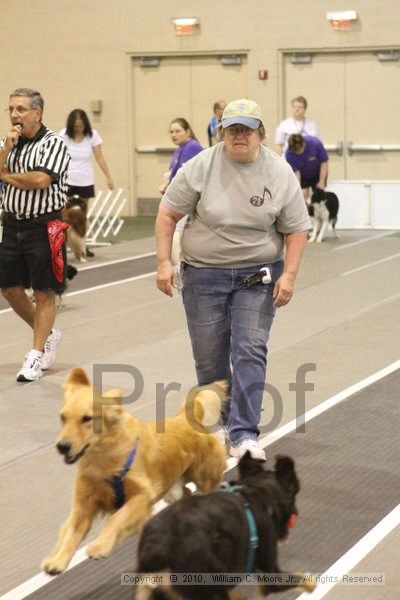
[295,572,318,593]
[316,238,323,243]
[41,554,70,575]
[87,539,113,560]
[308,237,316,244]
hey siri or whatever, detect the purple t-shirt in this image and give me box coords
[285,136,328,180]
[170,139,203,180]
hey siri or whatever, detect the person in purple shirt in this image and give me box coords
[285,134,329,200]
[158,118,203,194]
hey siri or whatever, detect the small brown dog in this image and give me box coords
[41,368,227,575]
[62,197,87,263]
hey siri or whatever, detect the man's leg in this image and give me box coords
[1,285,56,352]
[33,289,56,351]
[1,285,35,328]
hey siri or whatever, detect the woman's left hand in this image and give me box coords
[156,260,174,297]
[273,273,295,308]
[107,178,114,190]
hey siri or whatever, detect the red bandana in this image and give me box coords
[47,220,68,283]
[287,514,297,528]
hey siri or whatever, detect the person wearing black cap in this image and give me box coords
[155,98,310,461]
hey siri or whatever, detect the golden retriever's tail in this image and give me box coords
[181,381,228,430]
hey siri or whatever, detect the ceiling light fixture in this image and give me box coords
[172,17,200,35]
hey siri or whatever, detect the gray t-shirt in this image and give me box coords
[162,143,310,268]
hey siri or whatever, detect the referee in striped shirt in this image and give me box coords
[0,88,70,382]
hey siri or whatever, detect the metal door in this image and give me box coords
[132,54,248,203]
[283,51,400,180]
[345,52,400,179]
[283,52,346,179]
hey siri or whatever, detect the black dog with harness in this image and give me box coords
[136,452,317,599]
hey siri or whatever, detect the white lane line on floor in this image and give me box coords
[226,358,400,470]
[2,359,399,600]
[332,230,395,252]
[0,238,397,315]
[76,252,156,271]
[296,503,400,599]
[66,271,157,296]
[0,271,157,315]
[341,252,400,277]
[272,290,400,356]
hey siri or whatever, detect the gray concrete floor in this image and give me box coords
[0,229,399,599]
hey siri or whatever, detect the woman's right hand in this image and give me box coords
[156,260,174,297]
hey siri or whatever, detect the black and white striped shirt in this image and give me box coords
[1,124,70,219]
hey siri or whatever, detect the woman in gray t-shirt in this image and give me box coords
[155,98,310,461]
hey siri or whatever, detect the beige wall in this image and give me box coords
[1,0,399,214]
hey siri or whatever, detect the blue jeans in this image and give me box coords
[181,261,283,445]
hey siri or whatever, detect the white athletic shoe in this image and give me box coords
[229,439,266,461]
[17,351,43,382]
[41,329,62,370]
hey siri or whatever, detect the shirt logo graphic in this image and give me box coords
[250,186,271,207]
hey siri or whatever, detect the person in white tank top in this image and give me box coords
[275,96,320,155]
[59,109,114,256]
[59,108,114,209]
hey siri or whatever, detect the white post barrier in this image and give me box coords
[86,190,103,220]
[102,197,127,237]
[86,190,112,239]
[86,188,126,246]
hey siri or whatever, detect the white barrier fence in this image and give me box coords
[82,182,399,238]
[86,188,126,246]
[328,181,400,229]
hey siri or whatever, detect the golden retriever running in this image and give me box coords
[42,368,226,575]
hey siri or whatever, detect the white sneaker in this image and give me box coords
[230,439,266,461]
[41,329,62,370]
[214,426,228,446]
[17,351,43,382]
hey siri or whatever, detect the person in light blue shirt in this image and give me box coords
[207,100,227,146]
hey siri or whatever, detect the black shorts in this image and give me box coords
[300,176,327,190]
[0,214,66,292]
[300,176,319,190]
[67,184,95,199]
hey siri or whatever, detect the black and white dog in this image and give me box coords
[307,188,339,243]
